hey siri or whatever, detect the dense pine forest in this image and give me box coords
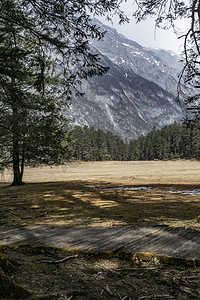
[72,126,129,161]
[71,120,200,161]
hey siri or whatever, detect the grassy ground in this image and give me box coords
[0,181,200,230]
[0,160,200,299]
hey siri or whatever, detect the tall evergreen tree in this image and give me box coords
[0,10,71,185]
[0,0,127,185]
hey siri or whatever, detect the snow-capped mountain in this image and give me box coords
[91,20,183,96]
[68,20,184,141]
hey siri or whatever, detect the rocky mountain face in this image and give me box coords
[91,20,182,96]
[68,20,184,141]
[148,48,182,72]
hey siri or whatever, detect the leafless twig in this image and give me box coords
[39,254,78,264]
[116,292,128,300]
[122,280,136,290]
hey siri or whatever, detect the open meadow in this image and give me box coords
[1,160,200,299]
[1,160,200,229]
[2,159,200,185]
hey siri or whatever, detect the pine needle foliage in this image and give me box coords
[0,0,127,185]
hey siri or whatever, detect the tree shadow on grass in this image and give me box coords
[0,181,200,231]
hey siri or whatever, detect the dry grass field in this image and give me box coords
[2,160,200,185]
[1,160,200,229]
[1,160,200,299]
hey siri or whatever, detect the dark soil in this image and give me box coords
[1,245,200,299]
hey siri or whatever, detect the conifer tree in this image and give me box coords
[0,0,127,184]
[0,10,71,185]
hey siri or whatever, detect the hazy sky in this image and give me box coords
[99,2,189,54]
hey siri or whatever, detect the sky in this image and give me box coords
[99,2,189,54]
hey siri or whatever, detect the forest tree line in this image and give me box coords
[70,120,200,161]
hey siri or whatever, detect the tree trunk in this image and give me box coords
[20,148,25,180]
[11,106,24,186]
[11,133,24,186]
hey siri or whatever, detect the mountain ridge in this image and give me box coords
[68,20,184,141]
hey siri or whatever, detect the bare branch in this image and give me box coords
[39,254,78,264]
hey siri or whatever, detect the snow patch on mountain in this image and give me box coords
[67,20,184,141]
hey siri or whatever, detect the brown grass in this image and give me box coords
[2,160,200,185]
[0,160,200,229]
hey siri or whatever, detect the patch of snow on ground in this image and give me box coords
[85,186,200,195]
[122,43,130,47]
[167,189,200,195]
[85,186,151,191]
